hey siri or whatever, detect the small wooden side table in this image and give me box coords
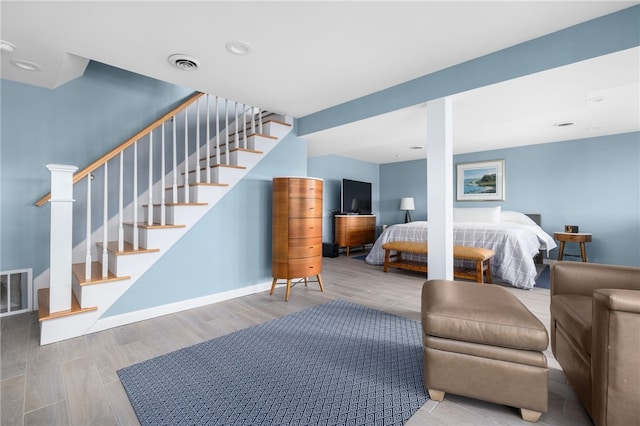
[554,232,592,262]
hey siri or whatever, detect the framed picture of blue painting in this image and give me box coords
[456,160,505,201]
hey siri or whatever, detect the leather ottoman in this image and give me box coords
[422,280,549,422]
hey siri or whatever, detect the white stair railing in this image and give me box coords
[41,93,269,308]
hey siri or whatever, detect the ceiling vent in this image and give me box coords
[167,54,200,71]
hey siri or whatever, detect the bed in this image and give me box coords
[365,208,557,289]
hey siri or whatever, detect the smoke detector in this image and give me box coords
[167,54,200,71]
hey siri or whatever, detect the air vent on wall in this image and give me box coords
[167,54,200,71]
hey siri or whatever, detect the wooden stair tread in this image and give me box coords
[143,202,208,207]
[72,262,131,285]
[200,148,264,162]
[38,288,97,322]
[95,241,161,255]
[184,164,246,174]
[227,125,287,139]
[166,182,229,191]
[123,222,186,229]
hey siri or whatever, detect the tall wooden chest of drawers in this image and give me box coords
[271,177,324,301]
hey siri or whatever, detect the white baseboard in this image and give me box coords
[87,280,273,334]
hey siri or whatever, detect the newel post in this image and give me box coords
[47,164,78,312]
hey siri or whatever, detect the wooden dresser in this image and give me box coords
[271,177,324,301]
[335,214,376,256]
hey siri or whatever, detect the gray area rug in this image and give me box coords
[118,299,428,426]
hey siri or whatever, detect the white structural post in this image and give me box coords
[426,98,454,280]
[47,164,78,312]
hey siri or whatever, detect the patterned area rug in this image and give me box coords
[118,300,428,426]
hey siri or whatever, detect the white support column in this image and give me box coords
[426,98,454,280]
[47,164,78,312]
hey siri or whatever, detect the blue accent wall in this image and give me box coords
[374,133,640,266]
[310,133,640,266]
[307,155,380,242]
[380,160,427,226]
[104,133,307,316]
[1,62,194,276]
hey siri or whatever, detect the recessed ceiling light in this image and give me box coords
[10,59,41,71]
[226,41,251,56]
[1,40,16,54]
[554,122,574,127]
[409,145,424,150]
[167,54,200,71]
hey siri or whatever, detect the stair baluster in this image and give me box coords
[147,131,153,226]
[215,97,220,167]
[160,123,166,226]
[171,117,178,204]
[195,99,201,185]
[184,109,190,203]
[242,105,248,150]
[101,162,108,278]
[251,107,256,134]
[224,99,229,166]
[118,152,125,251]
[205,95,211,184]
[234,101,239,152]
[85,173,92,280]
[132,141,139,250]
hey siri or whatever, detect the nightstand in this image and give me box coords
[553,232,592,262]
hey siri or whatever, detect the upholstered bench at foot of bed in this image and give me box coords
[422,279,550,422]
[382,241,494,283]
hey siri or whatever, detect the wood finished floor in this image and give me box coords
[1,253,593,426]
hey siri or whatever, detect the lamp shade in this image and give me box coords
[400,197,415,211]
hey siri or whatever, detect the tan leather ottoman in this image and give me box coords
[422,280,549,422]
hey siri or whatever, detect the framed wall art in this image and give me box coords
[456,160,505,201]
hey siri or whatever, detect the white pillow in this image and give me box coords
[453,206,501,223]
[500,210,538,226]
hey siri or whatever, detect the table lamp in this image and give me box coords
[400,197,415,223]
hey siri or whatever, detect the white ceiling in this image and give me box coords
[2,1,639,164]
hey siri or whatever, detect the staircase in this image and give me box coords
[36,93,292,345]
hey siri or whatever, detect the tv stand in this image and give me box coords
[335,214,376,256]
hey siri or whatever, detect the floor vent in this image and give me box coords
[1,268,32,316]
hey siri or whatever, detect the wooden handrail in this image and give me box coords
[35,92,205,206]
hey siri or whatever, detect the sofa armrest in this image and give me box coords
[591,288,640,426]
[551,262,640,297]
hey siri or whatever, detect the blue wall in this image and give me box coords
[308,155,380,241]
[373,133,639,266]
[105,132,307,315]
[1,62,194,276]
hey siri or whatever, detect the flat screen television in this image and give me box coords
[341,179,372,214]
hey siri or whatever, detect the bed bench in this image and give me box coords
[382,241,494,283]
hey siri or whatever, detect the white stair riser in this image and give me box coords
[108,250,163,277]
[142,204,209,225]
[78,277,133,309]
[40,311,100,345]
[164,184,228,204]
[183,166,245,185]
